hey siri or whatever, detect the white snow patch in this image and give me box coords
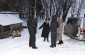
[0,14,23,26]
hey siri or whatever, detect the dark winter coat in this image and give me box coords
[27,18,37,34]
[50,15,59,31]
[39,22,50,38]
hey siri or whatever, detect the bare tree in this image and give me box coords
[62,0,73,22]
[70,0,85,17]
[70,0,77,17]
[76,0,85,17]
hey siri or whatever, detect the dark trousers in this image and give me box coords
[29,33,36,47]
[51,31,57,46]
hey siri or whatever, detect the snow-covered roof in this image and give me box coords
[0,14,23,26]
[0,11,19,14]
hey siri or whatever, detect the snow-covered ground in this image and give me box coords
[0,20,85,55]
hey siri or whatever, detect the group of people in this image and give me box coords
[27,14,63,49]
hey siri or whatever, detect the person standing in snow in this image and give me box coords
[50,15,59,48]
[57,17,63,44]
[27,17,38,49]
[39,19,50,42]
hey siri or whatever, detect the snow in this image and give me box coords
[22,19,28,27]
[0,14,23,26]
[0,20,85,55]
[0,11,19,13]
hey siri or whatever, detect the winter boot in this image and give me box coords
[32,46,38,49]
[57,40,63,44]
[47,38,49,42]
[43,38,46,41]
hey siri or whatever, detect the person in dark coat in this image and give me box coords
[39,20,50,42]
[50,15,59,48]
[27,17,38,49]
